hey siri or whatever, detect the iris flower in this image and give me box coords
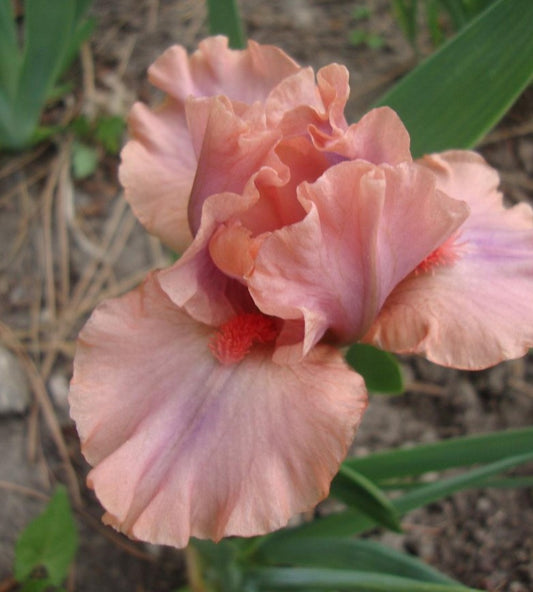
[69,37,533,548]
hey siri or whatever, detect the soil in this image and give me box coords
[0,1,532,591]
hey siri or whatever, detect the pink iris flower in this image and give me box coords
[69,37,533,548]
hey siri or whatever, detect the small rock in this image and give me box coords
[0,346,30,415]
[48,371,70,412]
[48,371,72,424]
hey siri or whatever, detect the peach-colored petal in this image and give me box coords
[365,151,533,369]
[119,101,196,251]
[248,160,469,356]
[158,184,264,326]
[266,67,324,127]
[187,97,281,234]
[238,135,331,235]
[69,273,367,547]
[149,36,300,105]
[268,64,349,136]
[311,107,412,165]
[209,222,263,280]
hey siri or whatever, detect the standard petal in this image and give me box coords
[248,160,468,356]
[149,36,300,105]
[268,64,349,136]
[187,97,281,234]
[69,273,366,547]
[119,101,196,251]
[365,151,533,369]
[312,107,412,165]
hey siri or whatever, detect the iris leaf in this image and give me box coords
[345,343,404,394]
[247,567,483,591]
[256,449,533,542]
[206,0,246,49]
[330,465,402,532]
[342,426,533,483]
[253,537,459,585]
[377,0,533,156]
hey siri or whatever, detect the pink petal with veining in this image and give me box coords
[69,273,367,548]
[365,151,533,369]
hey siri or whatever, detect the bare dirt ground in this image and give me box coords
[0,1,532,591]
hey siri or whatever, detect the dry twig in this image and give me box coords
[0,322,82,507]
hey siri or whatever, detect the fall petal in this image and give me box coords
[249,160,468,354]
[69,273,367,547]
[366,151,533,369]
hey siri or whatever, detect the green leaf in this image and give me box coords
[345,344,403,394]
[392,450,533,516]
[191,539,244,592]
[11,0,76,148]
[343,426,533,483]
[72,141,99,179]
[440,0,470,29]
[94,115,126,154]
[254,537,458,586]
[14,486,78,586]
[0,0,93,150]
[391,0,419,48]
[0,0,21,99]
[58,15,95,78]
[206,0,245,49]
[330,465,402,532]
[377,0,533,156]
[479,475,533,490]
[247,567,482,591]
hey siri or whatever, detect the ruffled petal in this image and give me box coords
[187,97,281,234]
[119,101,196,251]
[312,107,412,165]
[69,273,367,547]
[149,36,300,105]
[365,151,533,369]
[269,64,349,137]
[159,183,264,326]
[248,160,468,355]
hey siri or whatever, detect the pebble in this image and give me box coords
[0,346,30,415]
[48,371,70,412]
